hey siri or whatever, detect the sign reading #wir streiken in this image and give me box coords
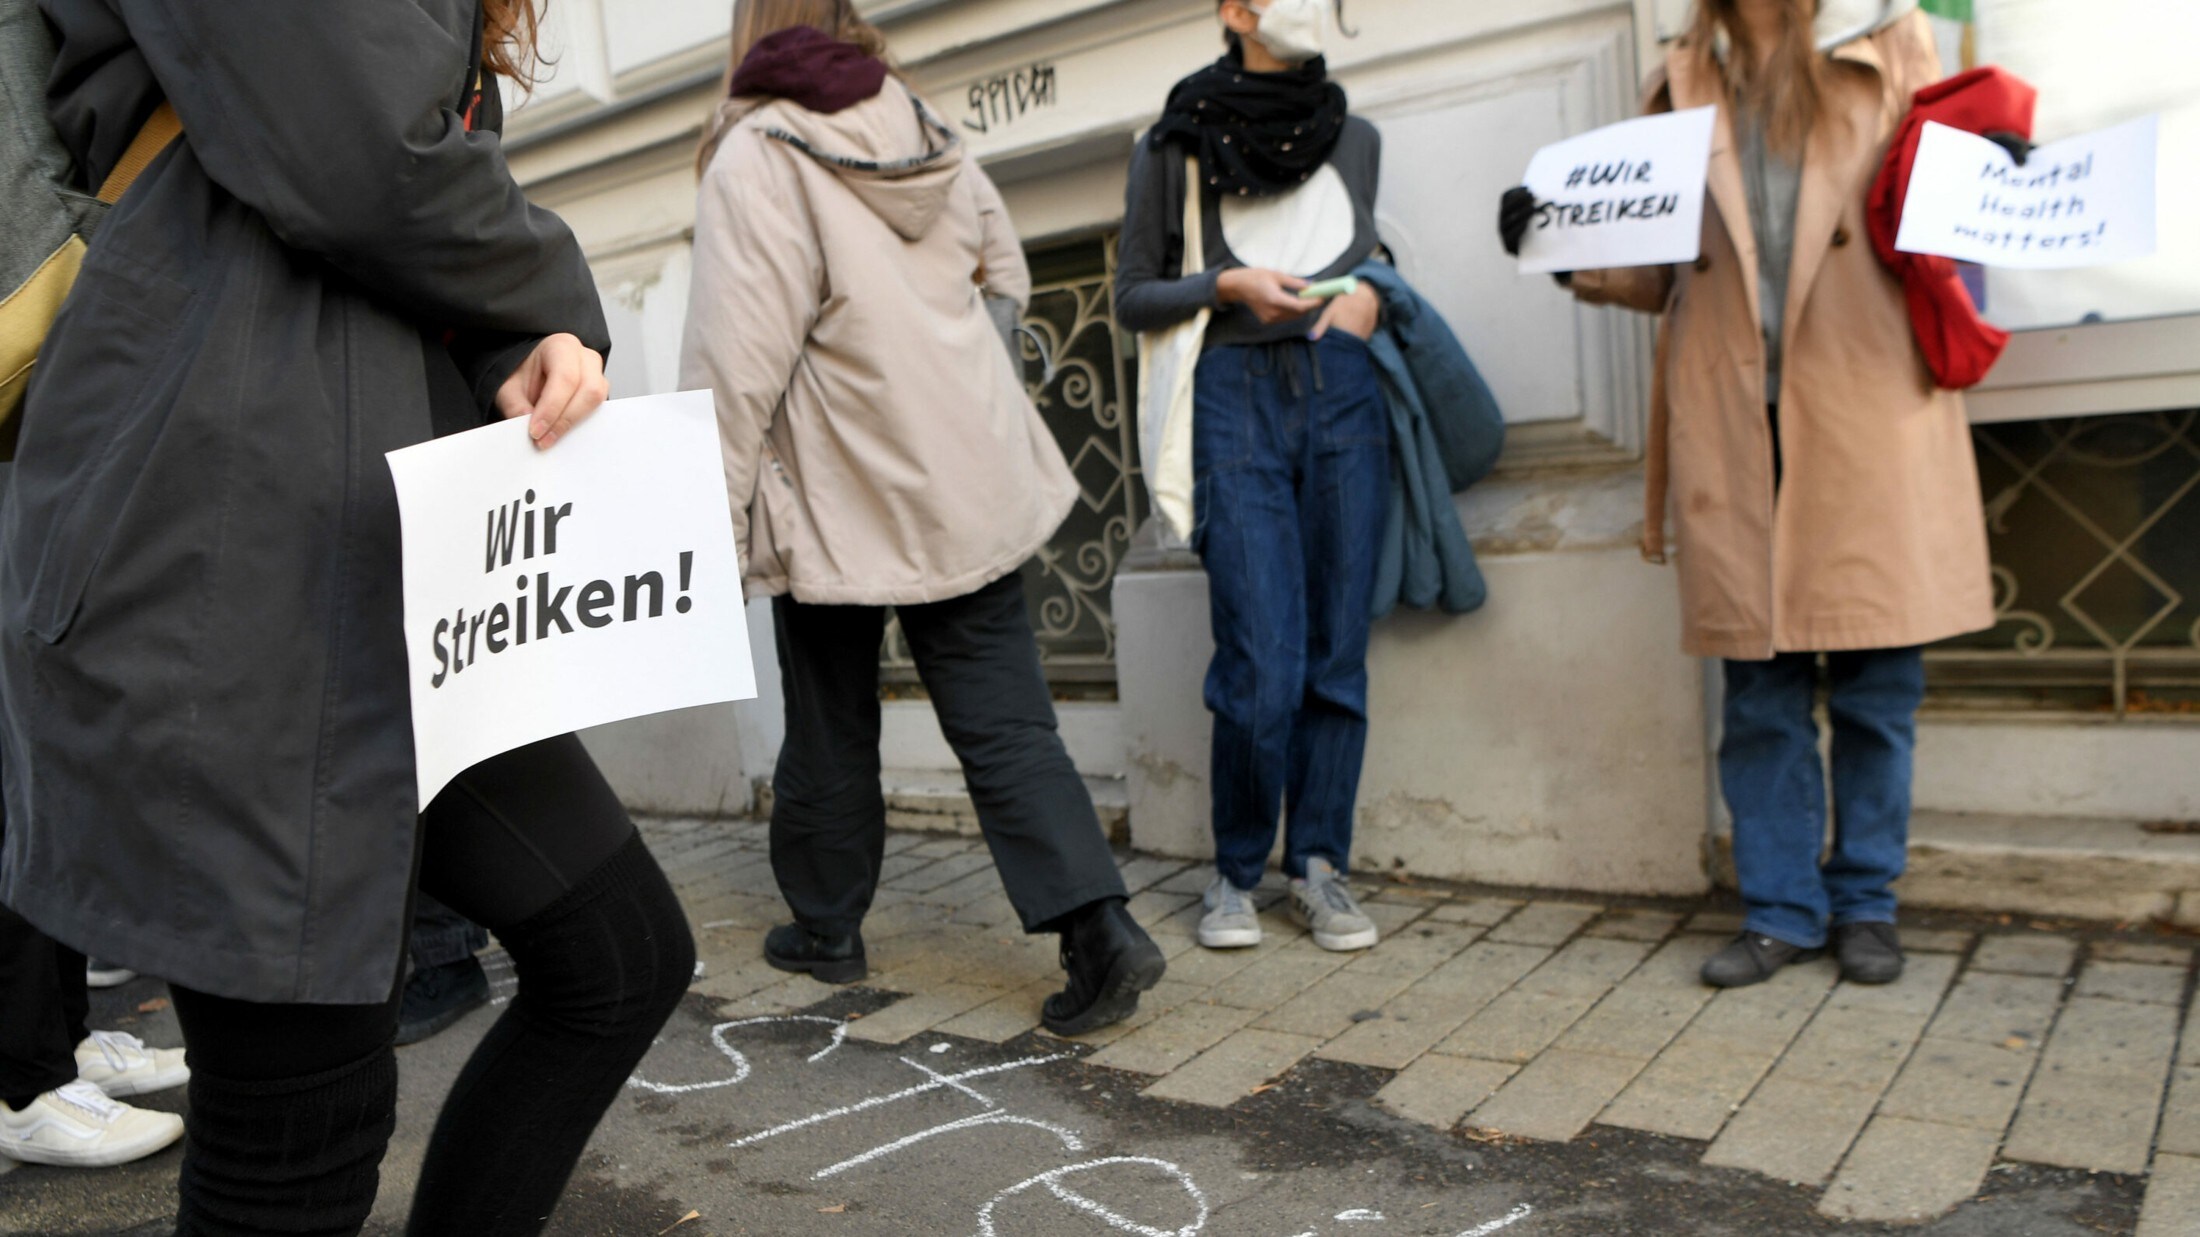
[1516,106,1718,275]
[386,390,755,808]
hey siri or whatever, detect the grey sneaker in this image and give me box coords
[1290,858,1378,951]
[1197,876,1262,949]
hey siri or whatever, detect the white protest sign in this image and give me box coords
[1895,115,2159,268]
[1516,106,1717,274]
[385,389,754,808]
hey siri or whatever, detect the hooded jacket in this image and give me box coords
[681,77,1073,606]
[4,0,606,1003]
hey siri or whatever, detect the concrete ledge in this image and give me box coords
[755,769,1130,844]
[1713,810,2200,924]
[1117,545,1712,895]
[579,702,750,818]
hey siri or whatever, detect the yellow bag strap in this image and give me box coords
[96,101,181,205]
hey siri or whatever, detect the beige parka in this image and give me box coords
[680,78,1076,606]
[1571,9,1995,660]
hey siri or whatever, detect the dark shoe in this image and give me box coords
[394,956,491,1046]
[1834,922,1905,985]
[764,923,867,985]
[1701,933,1823,989]
[1042,898,1167,1037]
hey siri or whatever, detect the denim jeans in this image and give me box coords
[1193,334,1389,892]
[409,890,488,971]
[1720,648,1926,948]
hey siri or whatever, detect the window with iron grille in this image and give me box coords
[882,237,1139,700]
[1930,409,2200,717]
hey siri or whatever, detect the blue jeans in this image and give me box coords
[1193,335,1389,891]
[1720,649,1925,948]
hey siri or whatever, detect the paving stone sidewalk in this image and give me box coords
[646,816,2200,1233]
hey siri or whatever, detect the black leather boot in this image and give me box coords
[1042,898,1167,1037]
[764,923,867,985]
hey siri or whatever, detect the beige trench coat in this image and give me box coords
[681,79,1076,606]
[1571,12,1994,660]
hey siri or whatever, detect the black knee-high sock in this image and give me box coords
[407,832,695,1235]
[174,1048,398,1236]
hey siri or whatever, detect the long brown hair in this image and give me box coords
[1687,0,1824,155]
[696,0,894,173]
[481,0,547,88]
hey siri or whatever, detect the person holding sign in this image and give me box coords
[1500,0,1993,990]
[682,0,1165,1038]
[1112,0,1391,956]
[0,3,698,1231]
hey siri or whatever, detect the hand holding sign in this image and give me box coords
[1513,107,1717,275]
[1895,115,2159,268]
[386,390,756,807]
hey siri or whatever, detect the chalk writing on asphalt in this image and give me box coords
[628,1016,1537,1236]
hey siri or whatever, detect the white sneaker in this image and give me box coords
[75,1031,189,1099]
[0,1079,183,1167]
[1290,858,1379,952]
[1197,875,1263,949]
[85,959,137,988]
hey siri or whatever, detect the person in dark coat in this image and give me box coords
[0,1,696,1229]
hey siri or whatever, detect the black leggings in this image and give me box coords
[168,735,696,1236]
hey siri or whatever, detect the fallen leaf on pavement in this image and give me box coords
[656,1211,702,1235]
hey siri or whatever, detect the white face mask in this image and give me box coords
[1246,0,1326,64]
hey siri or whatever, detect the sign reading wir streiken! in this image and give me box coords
[387,390,755,808]
[432,491,696,687]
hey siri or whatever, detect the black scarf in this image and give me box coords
[1146,47,1349,198]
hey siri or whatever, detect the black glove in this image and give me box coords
[1498,185,1540,256]
[1982,130,2032,167]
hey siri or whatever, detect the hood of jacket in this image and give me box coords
[1815,0,1920,50]
[703,79,967,241]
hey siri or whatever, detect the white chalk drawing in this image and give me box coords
[631,1016,1537,1236]
[971,1156,1208,1237]
[813,1111,1083,1180]
[725,1052,1067,1149]
[627,1015,846,1095]
[1458,1203,1535,1236]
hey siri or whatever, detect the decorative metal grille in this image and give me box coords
[882,238,1140,697]
[1929,409,2200,716]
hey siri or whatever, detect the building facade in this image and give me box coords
[530,0,2200,918]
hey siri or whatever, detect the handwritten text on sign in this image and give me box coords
[1516,106,1717,275]
[1895,115,2159,268]
[385,390,755,807]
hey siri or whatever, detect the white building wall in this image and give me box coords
[518,0,2200,887]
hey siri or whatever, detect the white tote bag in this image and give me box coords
[1135,155,1208,543]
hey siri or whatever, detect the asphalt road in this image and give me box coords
[0,974,2144,1236]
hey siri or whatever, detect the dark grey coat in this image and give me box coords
[0,0,610,1003]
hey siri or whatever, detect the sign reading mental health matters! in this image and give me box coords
[1895,115,2159,269]
[1516,106,1717,275]
[386,390,754,808]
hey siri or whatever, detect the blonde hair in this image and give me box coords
[1686,0,1826,156]
[696,0,894,173]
